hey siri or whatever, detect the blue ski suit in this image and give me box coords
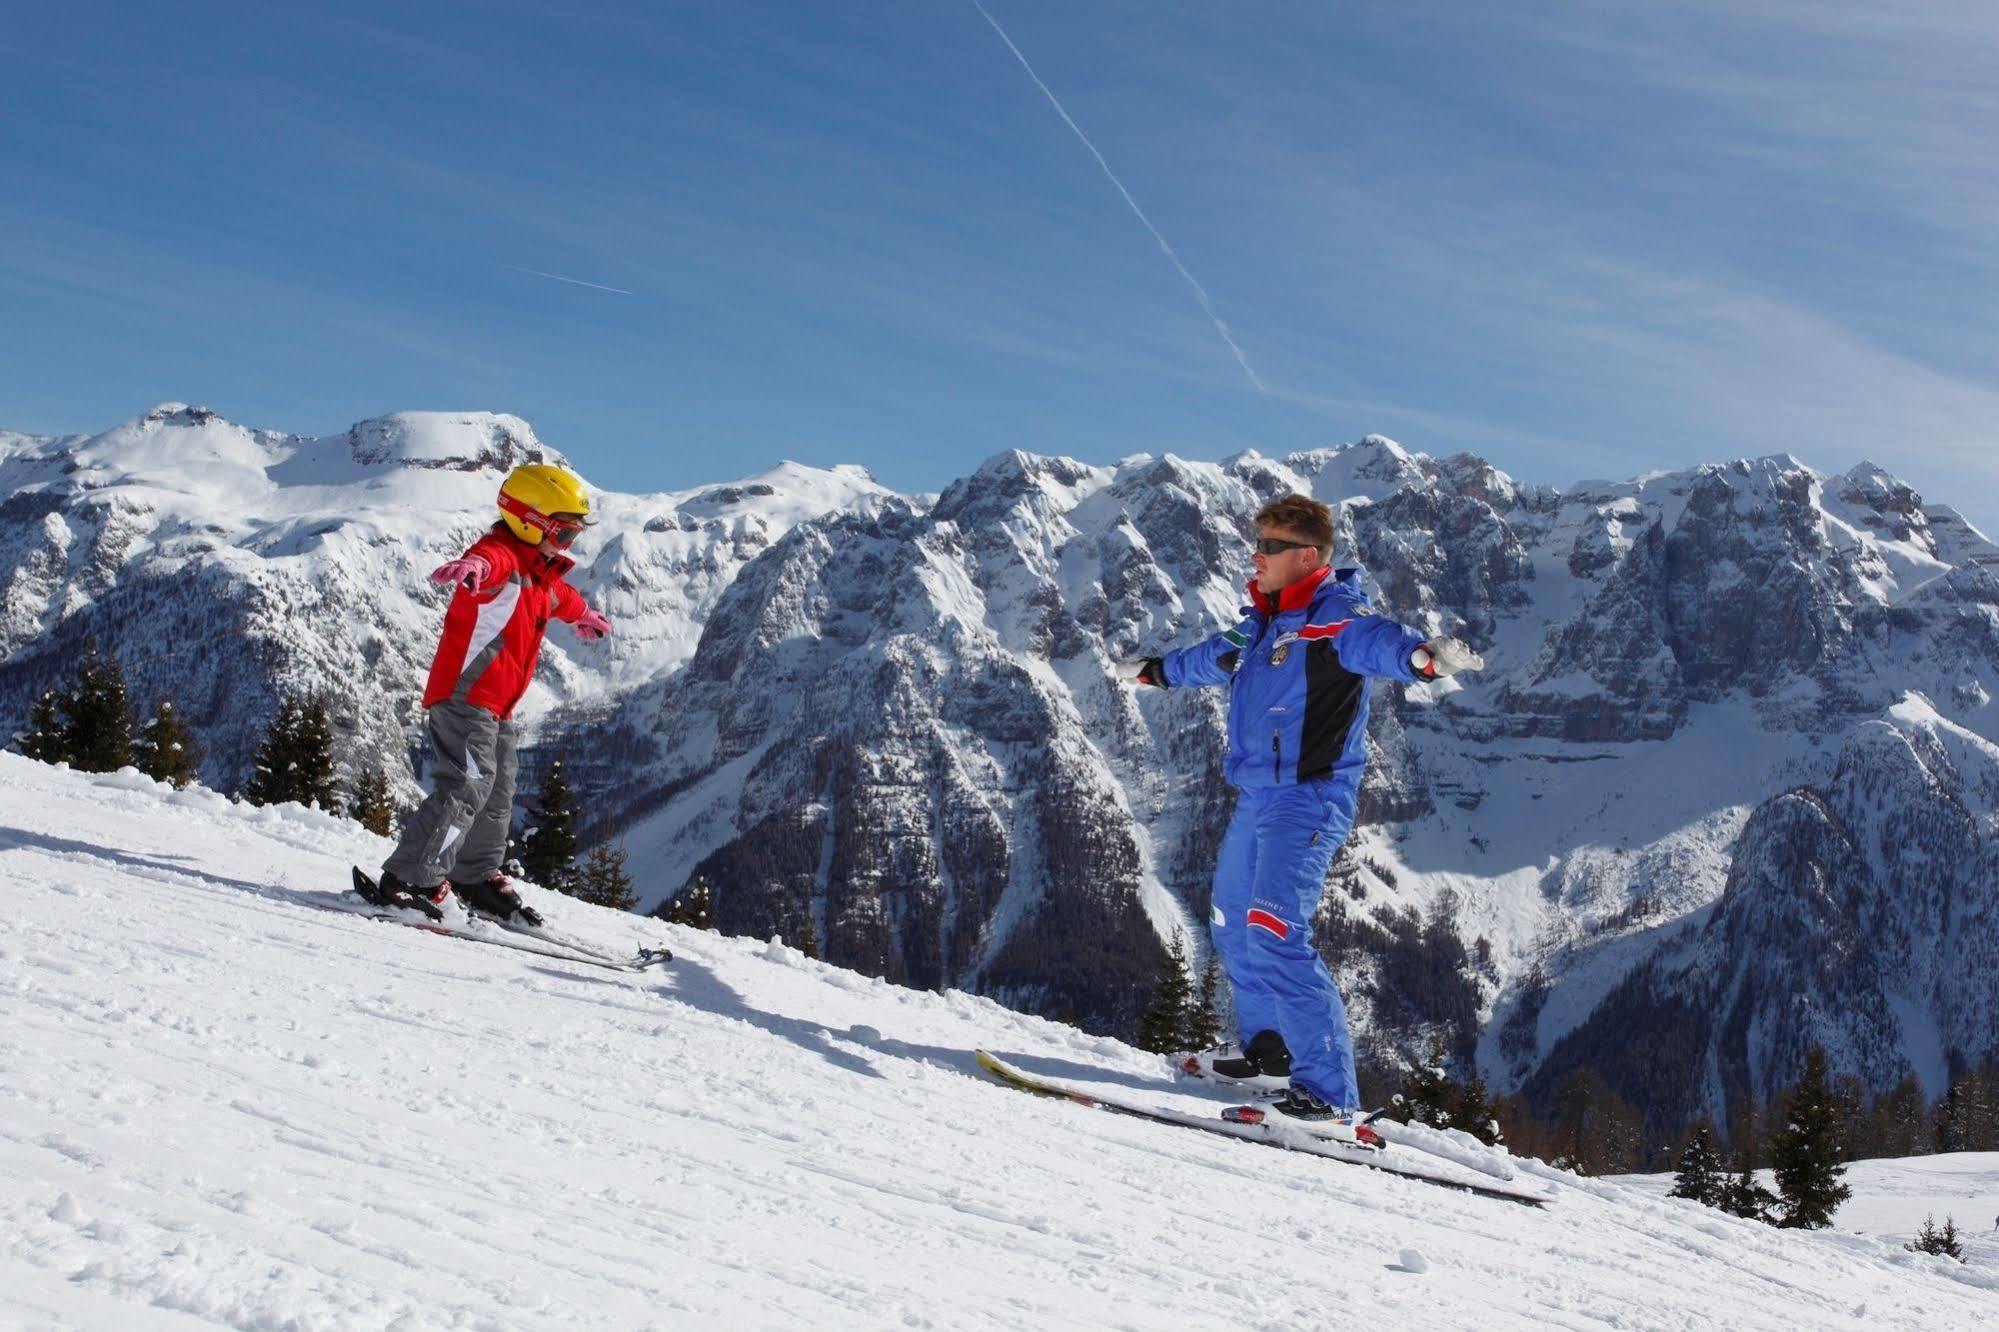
[1161,564,1427,1108]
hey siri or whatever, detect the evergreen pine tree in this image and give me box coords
[659,877,714,930]
[347,764,397,837]
[132,698,202,789]
[243,693,339,809]
[16,689,69,765]
[1669,1123,1724,1206]
[292,696,339,809]
[1935,1077,1969,1152]
[1871,1074,1928,1159]
[517,757,581,894]
[792,908,821,960]
[1963,1061,1999,1151]
[1397,1035,1458,1130]
[574,839,638,911]
[1456,1065,1503,1147]
[243,695,305,806]
[1907,1214,1964,1261]
[1547,1067,1644,1175]
[1133,932,1194,1054]
[1716,1161,1780,1224]
[1771,1046,1853,1229]
[1184,951,1224,1051]
[63,646,135,773]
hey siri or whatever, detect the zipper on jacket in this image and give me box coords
[1272,732,1282,783]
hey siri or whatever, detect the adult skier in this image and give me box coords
[358,463,612,926]
[1119,493,1483,1134]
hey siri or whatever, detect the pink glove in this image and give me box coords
[573,608,611,641]
[429,554,492,592]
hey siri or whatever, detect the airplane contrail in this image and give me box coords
[969,0,1266,394]
[503,265,633,296]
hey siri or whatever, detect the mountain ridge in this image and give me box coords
[7,402,1998,1132]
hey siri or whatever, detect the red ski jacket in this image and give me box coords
[422,524,589,719]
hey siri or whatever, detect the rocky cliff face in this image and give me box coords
[8,407,1999,1114]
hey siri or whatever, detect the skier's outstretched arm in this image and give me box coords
[1331,612,1484,684]
[1118,620,1254,689]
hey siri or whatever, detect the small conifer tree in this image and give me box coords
[62,646,135,773]
[1934,1078,1970,1152]
[1134,932,1195,1054]
[1456,1065,1502,1147]
[1771,1046,1852,1229]
[16,689,70,764]
[792,909,821,960]
[1716,1161,1780,1224]
[1397,1035,1458,1130]
[517,757,581,894]
[243,693,339,809]
[1391,1035,1504,1147]
[348,764,397,836]
[660,877,714,930]
[575,839,638,911]
[133,698,202,788]
[1669,1123,1724,1206]
[1907,1214,1963,1261]
[1184,951,1224,1051]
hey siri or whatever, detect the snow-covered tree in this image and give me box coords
[1133,932,1194,1054]
[1771,1046,1852,1229]
[1393,1034,1503,1146]
[133,698,202,789]
[16,689,69,765]
[660,876,714,931]
[1397,1035,1457,1130]
[61,647,135,773]
[517,757,581,895]
[243,694,339,809]
[1669,1123,1724,1206]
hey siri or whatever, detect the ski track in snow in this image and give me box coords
[3,753,1995,1329]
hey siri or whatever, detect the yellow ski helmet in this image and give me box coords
[497,464,596,548]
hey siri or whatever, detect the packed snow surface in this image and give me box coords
[4,754,1994,1329]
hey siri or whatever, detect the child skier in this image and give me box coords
[1119,493,1483,1137]
[360,463,612,926]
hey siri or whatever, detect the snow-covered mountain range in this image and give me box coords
[7,404,1998,1132]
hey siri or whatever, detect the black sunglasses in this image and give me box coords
[1254,536,1316,556]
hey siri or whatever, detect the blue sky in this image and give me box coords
[3,1,1996,521]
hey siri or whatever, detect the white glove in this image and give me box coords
[1116,658,1165,687]
[1412,637,1484,679]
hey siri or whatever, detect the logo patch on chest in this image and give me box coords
[1269,631,1300,665]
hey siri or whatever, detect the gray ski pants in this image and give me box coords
[382,700,517,888]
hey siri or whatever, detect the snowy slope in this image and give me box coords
[1621,1155,1999,1274]
[5,754,1995,1329]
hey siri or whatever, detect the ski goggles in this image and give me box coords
[500,494,595,547]
[1254,536,1316,556]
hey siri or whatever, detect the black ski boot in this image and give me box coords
[1209,1029,1292,1086]
[458,874,543,928]
[1266,1084,1384,1148]
[364,869,451,922]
